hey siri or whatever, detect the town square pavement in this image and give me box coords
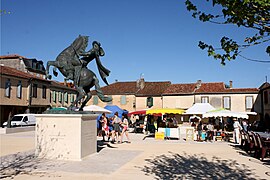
[1,131,270,180]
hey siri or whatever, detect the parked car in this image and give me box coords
[2,114,36,127]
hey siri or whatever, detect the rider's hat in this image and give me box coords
[92,41,101,47]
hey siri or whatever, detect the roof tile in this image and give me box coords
[163,83,196,94]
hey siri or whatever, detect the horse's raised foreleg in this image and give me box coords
[46,61,60,79]
[94,76,112,102]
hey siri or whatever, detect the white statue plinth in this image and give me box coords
[35,114,97,161]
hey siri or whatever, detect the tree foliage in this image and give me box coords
[0,9,11,15]
[185,0,270,65]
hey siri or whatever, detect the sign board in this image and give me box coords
[155,132,165,140]
[186,128,194,141]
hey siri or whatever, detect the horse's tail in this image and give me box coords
[96,88,112,102]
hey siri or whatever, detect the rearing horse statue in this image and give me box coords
[46,35,112,111]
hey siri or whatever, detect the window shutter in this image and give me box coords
[120,95,126,105]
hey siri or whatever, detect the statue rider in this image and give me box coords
[68,40,110,87]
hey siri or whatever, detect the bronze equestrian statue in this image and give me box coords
[46,35,112,111]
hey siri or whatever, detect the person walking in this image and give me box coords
[111,112,122,143]
[242,119,248,132]
[120,114,131,143]
[196,120,203,141]
[100,113,109,141]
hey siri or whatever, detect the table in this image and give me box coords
[158,127,180,139]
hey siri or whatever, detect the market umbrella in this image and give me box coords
[82,105,112,114]
[203,108,249,119]
[184,103,215,115]
[146,108,185,115]
[128,109,148,116]
[104,105,128,118]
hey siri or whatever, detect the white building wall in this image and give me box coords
[162,95,194,109]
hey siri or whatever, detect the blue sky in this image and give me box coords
[1,0,269,88]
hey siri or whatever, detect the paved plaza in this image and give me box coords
[1,131,270,180]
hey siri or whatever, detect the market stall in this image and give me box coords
[203,109,249,119]
[146,108,185,139]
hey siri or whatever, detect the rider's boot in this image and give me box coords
[74,66,81,86]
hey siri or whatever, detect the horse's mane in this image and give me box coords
[71,35,89,52]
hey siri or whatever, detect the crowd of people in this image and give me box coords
[98,112,131,144]
[191,117,262,143]
[98,111,263,145]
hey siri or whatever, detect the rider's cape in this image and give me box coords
[95,58,110,86]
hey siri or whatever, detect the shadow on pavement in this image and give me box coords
[97,140,117,152]
[0,151,50,179]
[138,151,262,180]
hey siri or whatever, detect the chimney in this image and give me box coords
[196,80,202,89]
[140,77,145,89]
[229,80,233,88]
[136,77,145,90]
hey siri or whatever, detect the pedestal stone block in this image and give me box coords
[35,114,97,161]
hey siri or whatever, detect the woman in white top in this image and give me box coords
[120,114,131,143]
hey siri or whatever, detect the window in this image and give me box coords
[32,84,37,98]
[42,85,46,99]
[58,92,62,102]
[70,94,74,103]
[93,96,98,105]
[37,63,41,70]
[246,96,253,110]
[264,91,268,104]
[120,95,126,105]
[147,97,153,108]
[32,61,36,69]
[223,96,231,110]
[64,92,68,103]
[52,91,57,102]
[201,96,209,103]
[22,116,28,122]
[5,79,11,97]
[50,91,52,103]
[17,81,22,99]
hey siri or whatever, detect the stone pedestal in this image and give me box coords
[35,114,97,161]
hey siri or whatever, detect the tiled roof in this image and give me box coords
[163,82,258,95]
[223,88,259,93]
[162,83,197,95]
[59,82,75,88]
[0,65,33,79]
[259,82,270,90]
[0,65,76,91]
[92,81,171,96]
[92,80,259,96]
[136,81,171,96]
[50,81,77,91]
[195,82,258,94]
[195,82,226,93]
[95,81,139,95]
[0,54,25,59]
